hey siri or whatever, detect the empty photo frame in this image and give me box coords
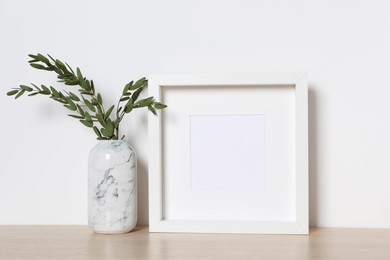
[148,73,308,234]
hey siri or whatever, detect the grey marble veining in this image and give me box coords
[88,140,137,234]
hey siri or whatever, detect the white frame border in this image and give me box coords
[148,73,308,234]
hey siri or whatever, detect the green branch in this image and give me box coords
[7,53,167,140]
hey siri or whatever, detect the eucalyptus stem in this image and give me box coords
[7,53,167,140]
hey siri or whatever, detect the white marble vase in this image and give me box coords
[88,140,137,234]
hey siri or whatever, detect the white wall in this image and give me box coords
[0,0,389,227]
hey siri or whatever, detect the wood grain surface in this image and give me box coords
[0,226,389,260]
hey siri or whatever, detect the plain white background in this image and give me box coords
[0,0,389,228]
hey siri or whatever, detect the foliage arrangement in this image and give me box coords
[7,54,167,140]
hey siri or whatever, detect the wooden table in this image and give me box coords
[0,226,389,259]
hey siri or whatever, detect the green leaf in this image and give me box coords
[79,90,93,95]
[103,120,114,137]
[76,104,85,117]
[93,126,102,138]
[100,128,107,137]
[6,90,19,96]
[154,102,167,109]
[64,103,77,111]
[130,77,147,90]
[30,63,46,70]
[83,98,96,112]
[65,63,75,74]
[15,90,25,99]
[76,68,87,88]
[96,113,106,127]
[68,114,84,119]
[123,81,133,94]
[97,93,103,105]
[57,74,72,80]
[65,97,77,110]
[104,105,115,120]
[131,87,143,102]
[40,85,51,95]
[31,84,40,91]
[120,96,130,102]
[20,85,33,91]
[28,54,37,59]
[96,105,103,116]
[53,67,63,75]
[134,96,154,107]
[50,87,60,98]
[124,98,133,113]
[88,80,94,92]
[43,66,54,71]
[148,105,157,116]
[78,81,88,90]
[69,92,80,101]
[84,112,92,122]
[76,68,83,80]
[53,98,67,104]
[64,80,80,86]
[36,53,50,64]
[28,92,40,96]
[47,54,56,63]
[80,120,93,127]
[55,59,67,72]
[91,98,98,106]
[64,104,77,111]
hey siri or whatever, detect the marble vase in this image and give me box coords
[88,140,137,234]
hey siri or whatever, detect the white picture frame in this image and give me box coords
[148,73,308,234]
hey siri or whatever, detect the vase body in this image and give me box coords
[88,140,137,234]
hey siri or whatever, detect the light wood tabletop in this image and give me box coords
[0,226,389,259]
